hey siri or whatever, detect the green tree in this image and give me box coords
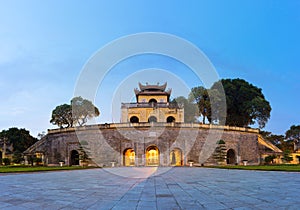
[50,97,100,128]
[260,130,293,152]
[50,104,73,128]
[281,150,293,163]
[211,78,271,128]
[264,155,276,164]
[2,158,11,166]
[260,131,284,148]
[0,128,38,154]
[213,140,227,164]
[171,96,198,123]
[208,87,227,125]
[12,152,24,164]
[71,97,100,126]
[189,86,210,124]
[78,140,91,165]
[285,125,300,152]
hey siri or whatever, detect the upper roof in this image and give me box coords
[134,82,172,96]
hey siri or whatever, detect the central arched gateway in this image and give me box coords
[123,148,135,166]
[70,150,79,166]
[146,145,159,166]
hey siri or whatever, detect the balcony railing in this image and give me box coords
[121,102,182,109]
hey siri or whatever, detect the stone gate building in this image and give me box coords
[24,83,282,166]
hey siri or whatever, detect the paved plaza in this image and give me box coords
[0,167,299,209]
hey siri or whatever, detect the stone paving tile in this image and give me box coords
[0,167,300,209]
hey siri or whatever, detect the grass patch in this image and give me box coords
[0,165,99,173]
[206,164,300,172]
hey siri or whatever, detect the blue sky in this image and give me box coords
[0,0,299,137]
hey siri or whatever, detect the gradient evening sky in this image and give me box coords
[0,1,299,137]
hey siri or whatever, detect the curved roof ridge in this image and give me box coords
[138,82,167,91]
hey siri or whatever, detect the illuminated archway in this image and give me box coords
[170,148,182,166]
[123,148,135,166]
[146,145,159,166]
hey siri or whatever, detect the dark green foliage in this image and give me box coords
[50,104,73,128]
[260,130,293,152]
[264,155,276,164]
[281,150,293,163]
[0,128,38,154]
[211,78,271,128]
[50,97,100,128]
[12,152,24,164]
[27,155,35,166]
[71,96,100,126]
[189,86,211,123]
[3,158,11,166]
[285,125,300,151]
[34,157,43,165]
[213,140,227,164]
[78,141,91,162]
[260,131,284,147]
[190,78,270,128]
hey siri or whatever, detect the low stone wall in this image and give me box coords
[27,123,261,166]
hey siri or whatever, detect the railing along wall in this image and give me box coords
[48,122,259,134]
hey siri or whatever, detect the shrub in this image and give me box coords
[34,157,43,166]
[213,139,227,164]
[281,150,293,163]
[265,155,276,164]
[3,158,11,166]
[13,152,24,164]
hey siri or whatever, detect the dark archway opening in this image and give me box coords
[130,116,139,123]
[70,150,79,166]
[167,116,175,123]
[227,149,236,164]
[149,98,157,104]
[148,116,157,123]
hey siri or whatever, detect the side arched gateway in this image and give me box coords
[70,150,79,166]
[146,145,159,166]
[123,148,135,166]
[227,149,236,164]
[170,148,183,166]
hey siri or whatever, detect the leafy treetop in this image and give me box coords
[285,125,300,151]
[211,78,271,128]
[50,97,100,128]
[0,127,38,153]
